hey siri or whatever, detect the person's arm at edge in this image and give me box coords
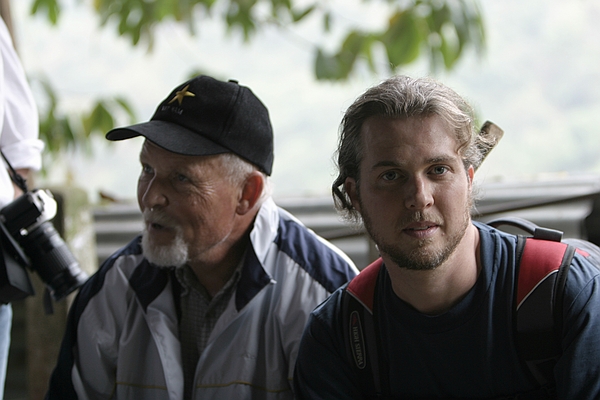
[555,253,600,399]
[293,290,361,399]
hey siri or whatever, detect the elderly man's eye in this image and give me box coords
[141,164,153,175]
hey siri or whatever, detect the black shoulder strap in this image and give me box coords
[0,149,28,193]
[342,258,388,399]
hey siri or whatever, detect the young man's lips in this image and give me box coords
[403,223,439,238]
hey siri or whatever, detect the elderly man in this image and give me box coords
[46,75,357,399]
[293,75,600,399]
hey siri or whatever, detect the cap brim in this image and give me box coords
[106,120,230,156]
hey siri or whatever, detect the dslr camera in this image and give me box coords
[0,189,88,304]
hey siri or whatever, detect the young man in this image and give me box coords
[46,75,357,399]
[293,75,600,399]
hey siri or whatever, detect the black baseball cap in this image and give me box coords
[106,75,274,175]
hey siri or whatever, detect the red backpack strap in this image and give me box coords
[342,257,387,397]
[515,236,575,388]
[346,258,383,312]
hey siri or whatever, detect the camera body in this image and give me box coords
[0,189,88,303]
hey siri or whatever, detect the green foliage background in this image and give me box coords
[23,0,484,168]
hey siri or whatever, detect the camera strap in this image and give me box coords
[0,150,36,304]
[1,149,29,193]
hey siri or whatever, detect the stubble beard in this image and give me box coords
[141,210,189,268]
[360,201,471,271]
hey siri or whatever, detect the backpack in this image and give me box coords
[342,216,600,399]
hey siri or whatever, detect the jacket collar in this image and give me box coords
[235,197,279,310]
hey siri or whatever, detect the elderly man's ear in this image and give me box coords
[237,172,265,215]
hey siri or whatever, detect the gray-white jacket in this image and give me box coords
[46,198,358,399]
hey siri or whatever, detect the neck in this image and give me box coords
[385,223,481,315]
[188,231,251,298]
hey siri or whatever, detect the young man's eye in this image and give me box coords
[382,171,399,181]
[432,166,448,175]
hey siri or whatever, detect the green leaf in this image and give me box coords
[114,97,137,122]
[338,31,366,76]
[323,11,331,32]
[428,2,451,33]
[360,34,378,73]
[381,9,423,67]
[225,1,257,40]
[439,25,460,69]
[30,0,61,25]
[461,0,486,52]
[314,31,370,81]
[315,48,343,80]
[83,102,113,137]
[291,5,315,22]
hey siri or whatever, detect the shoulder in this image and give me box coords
[275,205,353,263]
[270,204,358,293]
[70,236,147,318]
[308,285,347,331]
[564,245,600,303]
[472,220,520,273]
[88,236,144,286]
[473,220,518,243]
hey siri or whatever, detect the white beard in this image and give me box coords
[141,210,189,268]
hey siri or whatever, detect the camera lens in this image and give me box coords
[19,221,88,301]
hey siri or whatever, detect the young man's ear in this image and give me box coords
[344,177,361,213]
[237,172,264,215]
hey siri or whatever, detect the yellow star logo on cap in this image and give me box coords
[168,84,195,105]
